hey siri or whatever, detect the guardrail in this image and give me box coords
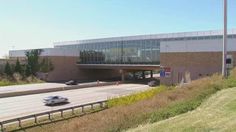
[0,100,108,132]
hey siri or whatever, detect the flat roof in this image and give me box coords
[54,29,236,46]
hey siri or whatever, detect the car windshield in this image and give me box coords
[44,96,60,100]
[52,96,59,99]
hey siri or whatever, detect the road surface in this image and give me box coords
[0,82,106,95]
[0,83,149,121]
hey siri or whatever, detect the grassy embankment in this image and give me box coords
[128,87,236,132]
[0,75,43,87]
[128,69,236,132]
[24,69,236,132]
[107,85,168,107]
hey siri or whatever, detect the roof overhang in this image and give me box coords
[77,64,160,70]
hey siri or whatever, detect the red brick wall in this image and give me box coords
[160,52,236,85]
[45,56,120,82]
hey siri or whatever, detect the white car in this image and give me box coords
[43,96,69,105]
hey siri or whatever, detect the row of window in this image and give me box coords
[56,35,236,65]
[76,40,160,65]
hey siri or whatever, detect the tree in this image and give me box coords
[25,65,31,76]
[25,49,43,76]
[14,58,22,74]
[4,62,12,76]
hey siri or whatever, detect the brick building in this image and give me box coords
[9,29,236,85]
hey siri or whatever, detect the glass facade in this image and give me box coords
[58,39,160,65]
[56,34,236,65]
[57,35,236,65]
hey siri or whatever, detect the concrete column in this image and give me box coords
[121,72,125,82]
[150,70,153,78]
[142,71,145,79]
[120,69,125,82]
[133,72,136,80]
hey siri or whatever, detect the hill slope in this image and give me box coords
[128,87,236,132]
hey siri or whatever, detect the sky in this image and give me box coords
[0,0,235,58]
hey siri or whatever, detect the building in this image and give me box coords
[9,29,236,85]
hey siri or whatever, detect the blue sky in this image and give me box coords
[0,0,235,58]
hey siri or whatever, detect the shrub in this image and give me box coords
[14,59,22,74]
[107,85,168,107]
[149,84,219,123]
[12,73,23,82]
[225,68,236,88]
[4,62,12,76]
[0,79,14,86]
[25,49,43,76]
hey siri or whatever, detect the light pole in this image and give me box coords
[222,0,228,77]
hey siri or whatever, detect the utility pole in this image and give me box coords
[222,0,228,77]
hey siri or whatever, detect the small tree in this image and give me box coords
[4,62,12,76]
[25,65,31,76]
[25,49,43,76]
[14,58,22,74]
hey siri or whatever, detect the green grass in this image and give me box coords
[0,77,44,87]
[127,70,236,132]
[128,87,236,132]
[107,85,168,107]
[0,80,17,86]
[0,80,42,87]
[148,86,219,124]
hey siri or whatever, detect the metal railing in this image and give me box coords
[0,100,108,132]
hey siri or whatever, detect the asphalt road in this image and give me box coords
[0,84,149,121]
[0,82,106,95]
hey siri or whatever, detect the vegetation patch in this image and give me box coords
[0,49,54,86]
[107,85,168,107]
[0,79,17,86]
[148,87,218,123]
[128,87,236,132]
[0,76,43,87]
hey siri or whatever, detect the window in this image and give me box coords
[226,58,232,64]
[76,39,160,65]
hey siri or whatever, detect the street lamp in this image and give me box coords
[222,0,228,77]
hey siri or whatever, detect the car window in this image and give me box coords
[53,96,59,99]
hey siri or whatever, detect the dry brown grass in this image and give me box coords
[25,74,227,132]
[129,87,236,132]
